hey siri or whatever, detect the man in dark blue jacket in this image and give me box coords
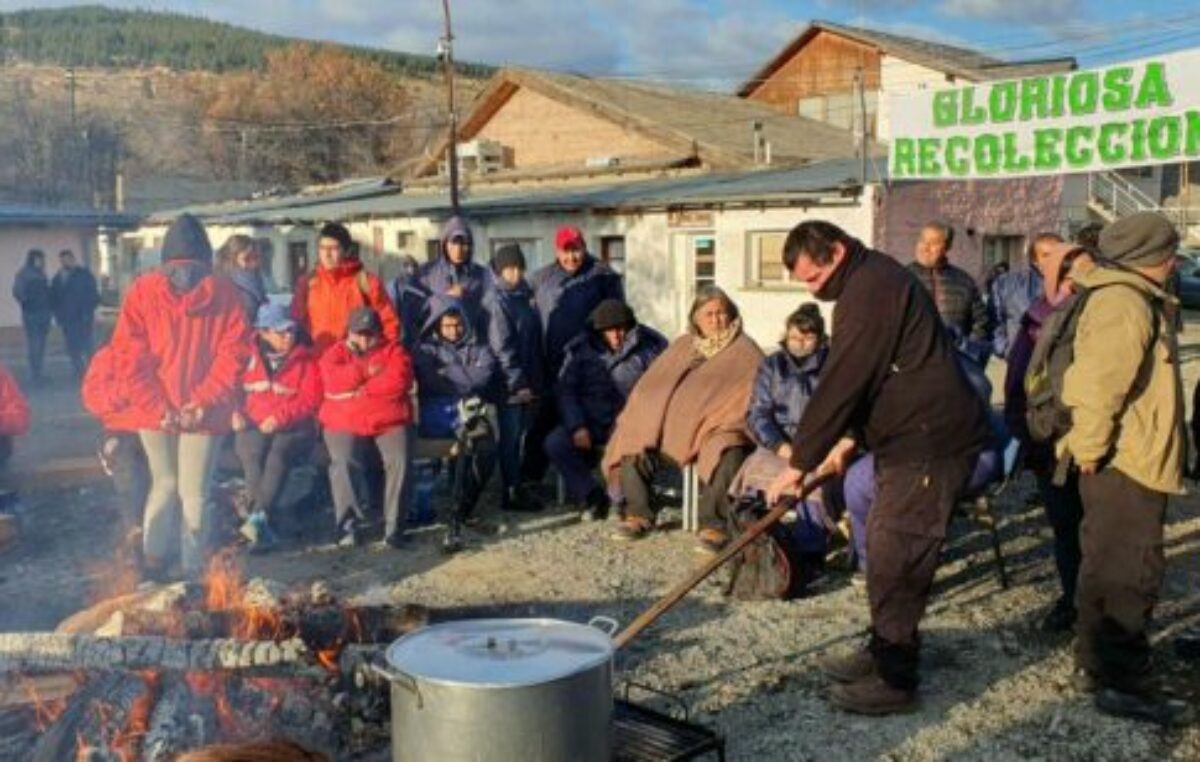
[416,216,491,332]
[413,296,499,551]
[49,249,101,379]
[545,299,667,520]
[484,244,546,513]
[388,254,428,350]
[523,226,624,484]
[12,249,52,384]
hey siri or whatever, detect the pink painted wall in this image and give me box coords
[873,177,1065,282]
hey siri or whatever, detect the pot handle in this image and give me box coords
[370,662,424,709]
[588,616,620,638]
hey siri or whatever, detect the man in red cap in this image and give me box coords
[523,225,624,485]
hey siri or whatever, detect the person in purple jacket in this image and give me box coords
[413,296,499,552]
[545,299,667,520]
[416,216,491,333]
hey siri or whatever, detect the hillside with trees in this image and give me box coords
[0,6,489,209]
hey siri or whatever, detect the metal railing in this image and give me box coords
[1087,170,1189,230]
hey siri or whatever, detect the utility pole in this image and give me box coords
[440,0,461,213]
[855,68,868,187]
[66,66,77,131]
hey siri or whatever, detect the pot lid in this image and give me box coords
[385,618,613,688]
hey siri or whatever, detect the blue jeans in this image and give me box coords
[497,402,534,491]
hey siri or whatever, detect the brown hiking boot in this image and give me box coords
[820,648,876,684]
[612,517,653,541]
[829,674,917,715]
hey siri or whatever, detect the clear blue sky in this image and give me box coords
[5,1,1200,87]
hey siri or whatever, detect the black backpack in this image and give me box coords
[1024,281,1161,445]
[724,494,822,601]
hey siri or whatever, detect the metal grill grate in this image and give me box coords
[612,699,725,761]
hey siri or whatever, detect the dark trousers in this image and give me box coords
[1075,468,1167,692]
[620,446,750,531]
[544,425,602,503]
[867,455,974,691]
[497,402,535,491]
[520,396,558,485]
[451,430,497,520]
[60,317,94,378]
[324,427,411,541]
[101,431,150,533]
[23,319,49,381]
[1035,469,1084,606]
[233,422,317,521]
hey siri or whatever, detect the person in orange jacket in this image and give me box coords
[81,343,149,541]
[232,303,322,552]
[290,222,399,352]
[109,213,250,581]
[319,306,414,548]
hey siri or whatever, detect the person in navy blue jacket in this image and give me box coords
[387,254,428,350]
[413,296,499,551]
[988,233,1061,359]
[746,304,829,459]
[416,215,491,332]
[484,244,547,513]
[523,226,624,485]
[545,299,667,520]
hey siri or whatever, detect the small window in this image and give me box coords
[287,241,310,288]
[982,234,1025,270]
[426,239,442,262]
[396,231,414,251]
[693,235,716,291]
[747,231,799,287]
[600,236,625,275]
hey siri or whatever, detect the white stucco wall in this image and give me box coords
[875,56,954,143]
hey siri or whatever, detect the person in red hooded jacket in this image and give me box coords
[82,343,149,541]
[290,222,399,352]
[232,303,322,552]
[109,213,250,581]
[319,305,414,548]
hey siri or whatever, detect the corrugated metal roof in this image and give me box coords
[0,204,140,228]
[145,177,396,224]
[160,158,885,227]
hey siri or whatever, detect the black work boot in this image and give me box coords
[580,487,612,522]
[502,486,544,513]
[1095,688,1191,726]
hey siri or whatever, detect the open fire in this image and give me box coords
[0,549,426,760]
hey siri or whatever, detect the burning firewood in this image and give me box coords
[176,739,329,761]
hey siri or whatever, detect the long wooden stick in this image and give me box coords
[614,473,831,650]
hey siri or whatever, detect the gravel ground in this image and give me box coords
[3,319,1200,760]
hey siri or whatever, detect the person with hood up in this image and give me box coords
[216,235,269,324]
[602,286,761,552]
[319,306,414,549]
[483,244,547,513]
[290,223,399,352]
[387,254,428,350]
[232,303,323,552]
[108,213,250,581]
[523,226,625,485]
[49,249,101,379]
[413,296,499,553]
[1058,212,1188,726]
[416,216,491,331]
[82,343,149,550]
[12,249,52,383]
[546,298,666,521]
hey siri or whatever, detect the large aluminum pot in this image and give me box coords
[375,616,618,762]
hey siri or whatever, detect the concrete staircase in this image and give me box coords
[1087,170,1190,239]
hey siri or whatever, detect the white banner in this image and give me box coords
[888,47,1200,180]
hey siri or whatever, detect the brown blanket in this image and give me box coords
[602,331,763,483]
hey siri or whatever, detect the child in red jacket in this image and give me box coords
[319,306,414,548]
[0,361,29,474]
[232,304,322,552]
[82,344,149,540]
